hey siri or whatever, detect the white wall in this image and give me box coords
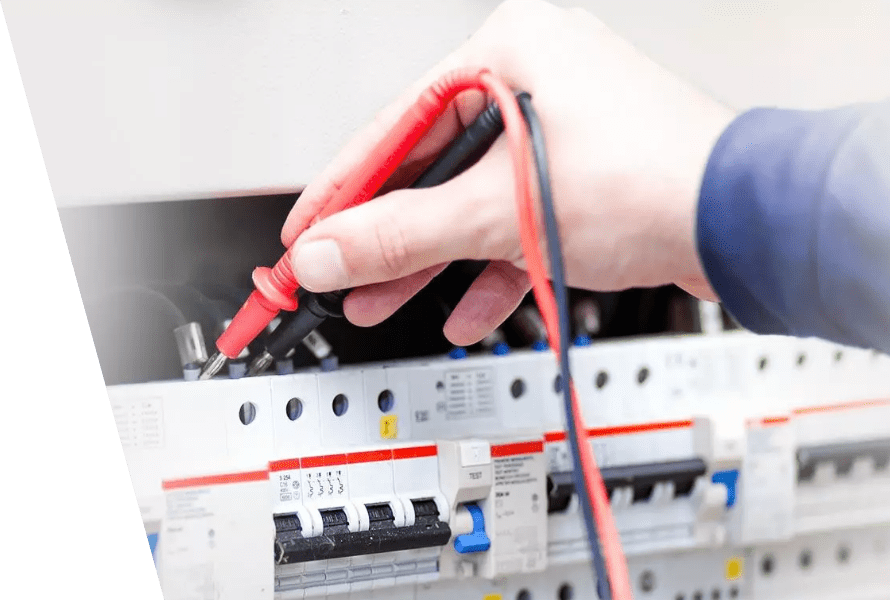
[4,0,890,208]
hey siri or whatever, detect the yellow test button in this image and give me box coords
[726,557,744,581]
[380,415,398,439]
[483,595,503,600]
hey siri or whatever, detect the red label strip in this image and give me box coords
[392,445,437,460]
[587,420,693,438]
[162,469,269,491]
[793,398,890,416]
[544,420,694,443]
[492,440,544,457]
[269,457,301,472]
[271,446,433,471]
[748,415,790,428]
[347,449,393,464]
[301,454,348,469]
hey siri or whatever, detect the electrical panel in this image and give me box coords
[7,2,888,598]
[109,330,890,600]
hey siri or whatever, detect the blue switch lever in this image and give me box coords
[454,503,491,554]
[712,470,739,508]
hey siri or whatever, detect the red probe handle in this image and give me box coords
[314,72,482,221]
[215,268,299,358]
[212,69,633,600]
[216,69,494,359]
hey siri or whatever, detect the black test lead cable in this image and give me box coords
[242,92,613,598]
[517,94,612,599]
[246,289,346,376]
[246,98,509,377]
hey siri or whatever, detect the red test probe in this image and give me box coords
[196,69,633,600]
[200,69,523,379]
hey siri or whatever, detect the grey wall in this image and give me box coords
[4,0,890,207]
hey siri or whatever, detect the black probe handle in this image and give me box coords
[264,98,514,361]
[409,97,509,189]
[265,291,344,358]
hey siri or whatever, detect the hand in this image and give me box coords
[281,0,736,347]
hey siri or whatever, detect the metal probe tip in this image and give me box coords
[198,351,228,380]
[246,351,275,377]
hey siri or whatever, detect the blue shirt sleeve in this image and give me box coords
[696,101,890,353]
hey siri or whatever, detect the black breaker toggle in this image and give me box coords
[797,438,890,481]
[547,458,709,513]
[274,499,451,564]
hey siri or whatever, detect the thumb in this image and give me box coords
[289,152,515,292]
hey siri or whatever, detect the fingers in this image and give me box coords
[343,259,531,348]
[342,264,450,327]
[443,261,530,346]
[404,89,491,166]
[280,0,547,247]
[290,139,516,292]
[676,276,719,303]
[281,0,571,248]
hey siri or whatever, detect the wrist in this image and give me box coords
[675,102,738,301]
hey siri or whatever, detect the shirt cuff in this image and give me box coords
[695,105,865,338]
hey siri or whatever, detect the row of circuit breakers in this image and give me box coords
[109,330,890,600]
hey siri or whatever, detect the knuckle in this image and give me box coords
[490,261,528,298]
[372,211,412,280]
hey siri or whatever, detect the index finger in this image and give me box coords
[281,43,489,247]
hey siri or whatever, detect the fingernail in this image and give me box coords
[293,240,349,292]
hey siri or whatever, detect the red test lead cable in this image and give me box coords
[477,73,632,600]
[196,68,632,599]
[200,70,499,379]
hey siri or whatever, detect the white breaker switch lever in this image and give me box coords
[437,439,493,578]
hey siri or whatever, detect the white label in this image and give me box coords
[443,368,495,420]
[491,452,547,575]
[740,425,795,543]
[112,396,164,449]
[274,470,302,505]
[159,479,274,600]
[301,466,348,503]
